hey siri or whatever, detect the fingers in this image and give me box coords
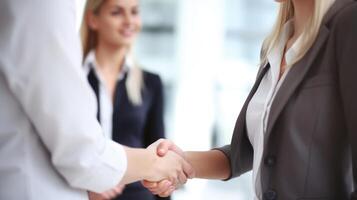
[178,170,187,186]
[101,189,119,199]
[143,140,194,197]
[161,140,185,158]
[101,191,114,199]
[88,192,104,200]
[152,139,184,158]
[115,184,125,194]
[161,153,190,189]
[181,156,195,179]
[142,157,189,197]
[141,180,157,189]
[146,179,172,195]
[158,186,176,197]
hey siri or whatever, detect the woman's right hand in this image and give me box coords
[145,139,194,186]
[143,139,194,197]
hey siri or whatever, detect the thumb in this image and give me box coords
[157,140,172,157]
[157,140,185,158]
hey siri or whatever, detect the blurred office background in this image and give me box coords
[76,0,277,199]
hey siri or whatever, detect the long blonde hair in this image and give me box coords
[80,0,144,106]
[260,0,335,66]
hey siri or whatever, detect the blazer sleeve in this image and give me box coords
[0,0,127,192]
[144,73,165,147]
[213,145,233,180]
[215,131,253,181]
[333,3,357,199]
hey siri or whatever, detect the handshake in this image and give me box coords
[142,139,194,197]
[90,139,197,200]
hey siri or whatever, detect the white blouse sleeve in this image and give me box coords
[0,0,127,192]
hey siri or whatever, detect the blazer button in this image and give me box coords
[264,156,276,167]
[264,189,277,200]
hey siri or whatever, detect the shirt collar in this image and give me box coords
[83,50,132,81]
[265,19,303,68]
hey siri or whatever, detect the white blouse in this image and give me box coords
[246,20,302,200]
[83,50,130,139]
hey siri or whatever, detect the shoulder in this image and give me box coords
[142,70,163,88]
[330,1,357,31]
[328,1,357,48]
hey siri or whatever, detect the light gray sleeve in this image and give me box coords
[0,0,127,192]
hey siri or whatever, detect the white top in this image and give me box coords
[246,20,302,200]
[0,1,127,199]
[83,50,130,139]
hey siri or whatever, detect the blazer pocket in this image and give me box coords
[300,73,336,89]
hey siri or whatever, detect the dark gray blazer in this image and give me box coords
[218,0,357,199]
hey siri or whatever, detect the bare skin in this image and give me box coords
[142,140,230,197]
[90,141,195,200]
[279,0,313,78]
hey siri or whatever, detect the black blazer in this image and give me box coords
[88,70,169,200]
[218,0,357,199]
[110,71,164,149]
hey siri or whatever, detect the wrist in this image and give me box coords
[121,147,157,183]
[142,148,159,180]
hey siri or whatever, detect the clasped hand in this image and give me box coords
[143,139,192,197]
[89,139,193,200]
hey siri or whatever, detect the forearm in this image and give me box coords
[184,150,230,180]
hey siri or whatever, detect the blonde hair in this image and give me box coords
[260,0,335,66]
[80,0,144,106]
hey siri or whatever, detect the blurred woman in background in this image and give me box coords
[81,0,170,200]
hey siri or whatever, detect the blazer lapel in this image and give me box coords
[265,26,330,141]
[264,0,354,141]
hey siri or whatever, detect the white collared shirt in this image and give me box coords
[83,51,130,139]
[0,1,127,199]
[246,20,302,200]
